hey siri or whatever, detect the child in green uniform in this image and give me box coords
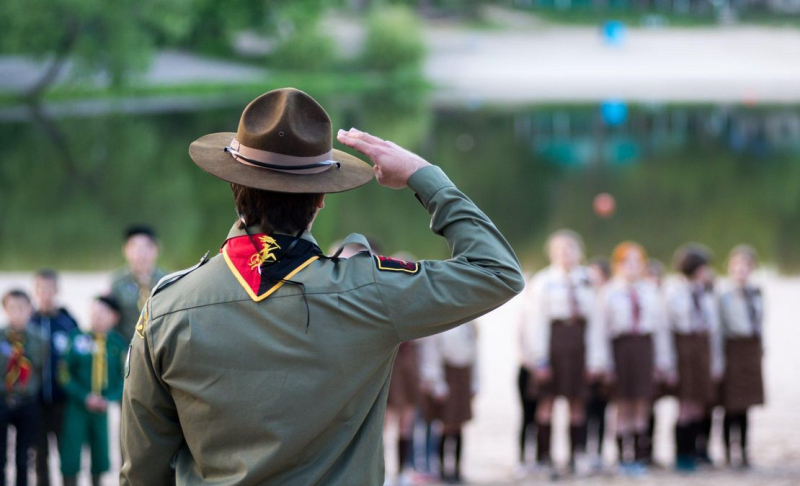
[59,296,126,486]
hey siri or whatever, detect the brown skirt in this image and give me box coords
[536,319,587,400]
[439,365,473,426]
[612,334,655,400]
[387,342,420,409]
[675,332,715,405]
[721,336,764,412]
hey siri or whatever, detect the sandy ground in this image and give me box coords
[0,271,798,485]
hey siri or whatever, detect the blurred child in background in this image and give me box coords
[30,270,78,486]
[584,257,611,471]
[520,230,596,477]
[110,225,166,343]
[59,296,126,486]
[718,245,765,468]
[420,321,479,484]
[0,290,44,486]
[590,243,673,476]
[666,245,723,471]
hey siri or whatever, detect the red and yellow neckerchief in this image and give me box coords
[221,233,321,302]
[5,332,32,392]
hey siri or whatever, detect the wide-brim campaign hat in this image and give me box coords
[189,88,373,193]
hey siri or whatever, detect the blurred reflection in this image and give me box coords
[2,97,800,273]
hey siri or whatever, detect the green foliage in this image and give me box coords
[268,26,339,71]
[360,5,426,73]
[0,0,196,90]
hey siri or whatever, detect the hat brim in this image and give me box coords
[189,132,374,193]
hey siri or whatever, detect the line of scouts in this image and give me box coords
[0,226,164,486]
[516,230,765,479]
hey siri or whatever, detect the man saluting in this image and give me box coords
[120,88,524,485]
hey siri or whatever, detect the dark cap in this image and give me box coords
[125,224,157,242]
[95,295,122,315]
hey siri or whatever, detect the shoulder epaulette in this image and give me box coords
[150,251,211,299]
[328,233,373,260]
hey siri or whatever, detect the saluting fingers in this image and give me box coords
[337,132,383,160]
[345,128,389,147]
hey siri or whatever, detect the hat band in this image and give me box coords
[225,138,338,175]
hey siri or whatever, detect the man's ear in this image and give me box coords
[318,194,326,210]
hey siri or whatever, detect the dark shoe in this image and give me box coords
[676,454,696,473]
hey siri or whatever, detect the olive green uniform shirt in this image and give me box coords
[111,267,167,343]
[59,329,127,404]
[120,166,525,485]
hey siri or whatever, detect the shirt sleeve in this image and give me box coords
[708,298,725,378]
[653,294,675,374]
[419,335,447,398]
[105,338,126,403]
[372,166,525,341]
[587,286,612,373]
[521,274,551,369]
[120,312,181,486]
[59,337,90,403]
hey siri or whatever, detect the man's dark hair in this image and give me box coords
[35,268,58,282]
[125,224,158,242]
[231,184,322,235]
[2,289,31,307]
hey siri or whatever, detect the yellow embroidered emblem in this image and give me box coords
[248,235,281,270]
[135,306,148,339]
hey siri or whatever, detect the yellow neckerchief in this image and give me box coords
[91,333,108,395]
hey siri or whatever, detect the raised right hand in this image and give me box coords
[337,128,431,189]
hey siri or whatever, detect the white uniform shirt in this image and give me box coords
[665,278,724,377]
[419,321,479,398]
[717,280,764,339]
[588,278,673,374]
[519,266,595,370]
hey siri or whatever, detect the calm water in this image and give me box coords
[3,94,800,273]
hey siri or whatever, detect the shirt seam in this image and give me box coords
[150,281,381,321]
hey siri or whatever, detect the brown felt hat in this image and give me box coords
[189,88,373,193]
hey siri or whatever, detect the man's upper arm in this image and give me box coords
[374,166,525,341]
[120,312,181,486]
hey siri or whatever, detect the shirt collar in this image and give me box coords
[225,221,319,248]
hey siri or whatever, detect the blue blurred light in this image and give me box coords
[602,21,627,46]
[601,100,628,126]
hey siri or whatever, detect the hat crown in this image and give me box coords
[236,88,332,157]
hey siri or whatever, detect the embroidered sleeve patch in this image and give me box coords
[374,255,419,274]
[135,305,148,339]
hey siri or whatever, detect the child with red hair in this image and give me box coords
[589,242,673,475]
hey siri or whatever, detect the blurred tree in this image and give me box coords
[360,5,426,73]
[265,0,338,71]
[0,0,197,99]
